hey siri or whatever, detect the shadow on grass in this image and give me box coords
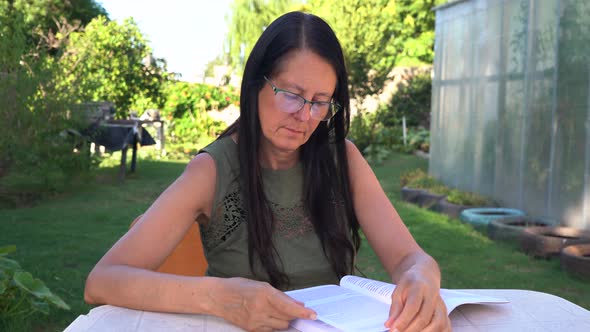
[0,159,188,331]
[357,199,590,310]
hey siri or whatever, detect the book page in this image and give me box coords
[439,289,509,313]
[339,275,395,304]
[286,285,389,332]
[340,276,508,314]
[64,305,212,332]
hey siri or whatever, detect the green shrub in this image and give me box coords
[349,110,405,164]
[349,111,378,154]
[379,72,432,128]
[167,111,226,149]
[364,71,432,156]
[400,169,450,195]
[392,127,430,154]
[160,81,239,120]
[363,145,392,165]
[400,168,428,187]
[446,189,491,206]
[0,245,69,330]
[0,71,98,207]
[152,81,237,158]
[405,127,430,152]
[1,6,100,206]
[356,88,431,158]
[408,177,450,195]
[400,170,490,205]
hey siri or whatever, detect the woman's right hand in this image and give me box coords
[209,277,317,332]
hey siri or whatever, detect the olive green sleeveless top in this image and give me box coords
[199,136,339,290]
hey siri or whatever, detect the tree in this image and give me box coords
[0,1,28,73]
[224,0,443,98]
[1,2,98,199]
[225,0,307,73]
[12,0,107,51]
[310,0,443,98]
[13,0,107,30]
[309,0,397,98]
[391,0,442,67]
[54,16,167,117]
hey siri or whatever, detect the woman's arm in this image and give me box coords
[345,140,450,332]
[84,153,218,313]
[84,153,315,330]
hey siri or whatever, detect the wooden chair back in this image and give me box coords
[130,215,208,276]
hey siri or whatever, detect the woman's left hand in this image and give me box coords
[384,269,451,332]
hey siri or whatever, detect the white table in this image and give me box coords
[65,289,590,332]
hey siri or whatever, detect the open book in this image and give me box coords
[285,275,508,332]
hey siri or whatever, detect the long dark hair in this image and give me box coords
[220,12,360,289]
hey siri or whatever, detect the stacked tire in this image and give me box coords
[402,189,590,281]
[520,226,590,258]
[489,216,590,281]
[459,208,526,228]
[561,244,590,280]
[401,187,445,209]
[488,216,553,242]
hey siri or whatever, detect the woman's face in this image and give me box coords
[258,49,337,153]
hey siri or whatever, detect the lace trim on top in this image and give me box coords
[201,190,315,251]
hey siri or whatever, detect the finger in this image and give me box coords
[254,327,273,332]
[293,299,305,306]
[421,307,450,332]
[270,291,317,320]
[265,316,291,331]
[385,289,404,328]
[268,307,298,321]
[401,303,434,332]
[391,295,424,332]
[416,292,437,325]
[275,298,308,319]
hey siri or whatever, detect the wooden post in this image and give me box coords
[119,145,128,182]
[130,130,138,173]
[158,121,166,156]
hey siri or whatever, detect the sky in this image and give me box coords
[98,0,233,82]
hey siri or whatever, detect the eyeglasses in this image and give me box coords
[264,76,341,121]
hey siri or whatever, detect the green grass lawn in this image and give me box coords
[1,151,589,331]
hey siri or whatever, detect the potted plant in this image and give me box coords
[433,189,493,218]
[400,169,449,208]
[400,169,429,203]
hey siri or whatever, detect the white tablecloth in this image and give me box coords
[64,289,590,332]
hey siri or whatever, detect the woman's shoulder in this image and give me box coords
[343,138,371,178]
[200,135,237,155]
[184,152,217,181]
[193,135,240,195]
[199,135,239,171]
[344,139,363,162]
[183,136,235,178]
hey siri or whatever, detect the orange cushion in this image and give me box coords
[130,216,208,276]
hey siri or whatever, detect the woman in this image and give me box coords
[84,11,451,332]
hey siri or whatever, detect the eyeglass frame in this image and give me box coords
[263,76,341,122]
